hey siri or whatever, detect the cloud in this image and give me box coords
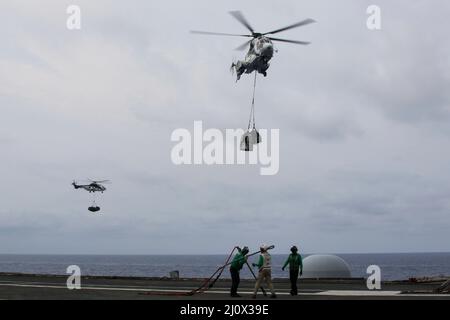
[1,0,450,254]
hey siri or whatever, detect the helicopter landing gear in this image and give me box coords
[231,61,246,82]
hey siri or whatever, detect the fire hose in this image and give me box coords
[141,245,274,296]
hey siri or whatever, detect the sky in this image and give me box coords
[0,0,449,254]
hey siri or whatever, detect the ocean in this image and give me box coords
[0,253,449,281]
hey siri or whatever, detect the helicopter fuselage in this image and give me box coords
[72,183,106,193]
[232,36,274,81]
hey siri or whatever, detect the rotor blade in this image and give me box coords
[268,37,311,45]
[264,18,316,35]
[95,180,111,184]
[190,30,252,37]
[234,39,252,51]
[229,11,254,34]
[89,179,111,184]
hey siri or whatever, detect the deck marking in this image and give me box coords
[316,290,401,296]
[0,282,449,297]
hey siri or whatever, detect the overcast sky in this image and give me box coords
[0,0,449,254]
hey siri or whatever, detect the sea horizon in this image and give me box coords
[1,251,449,256]
[1,252,449,281]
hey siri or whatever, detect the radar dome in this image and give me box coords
[301,255,351,279]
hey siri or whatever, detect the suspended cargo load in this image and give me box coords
[88,206,101,212]
[72,179,110,214]
[240,131,253,151]
[249,128,261,145]
[240,128,261,151]
[241,72,262,152]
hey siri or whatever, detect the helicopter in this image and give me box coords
[191,11,315,81]
[72,179,110,212]
[72,180,109,193]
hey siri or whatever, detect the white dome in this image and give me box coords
[301,255,351,279]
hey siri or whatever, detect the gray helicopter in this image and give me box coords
[72,179,109,193]
[192,11,315,81]
[72,179,110,212]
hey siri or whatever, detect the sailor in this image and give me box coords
[282,246,303,295]
[252,244,277,299]
[229,246,249,297]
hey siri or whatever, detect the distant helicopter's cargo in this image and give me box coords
[88,206,101,213]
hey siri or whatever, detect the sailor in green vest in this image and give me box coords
[251,244,277,299]
[229,246,249,297]
[282,245,303,295]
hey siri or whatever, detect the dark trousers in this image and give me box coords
[230,267,240,295]
[289,269,299,295]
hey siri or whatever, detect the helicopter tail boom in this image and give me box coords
[72,182,81,189]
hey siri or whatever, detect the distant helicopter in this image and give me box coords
[72,179,110,212]
[191,11,315,81]
[72,180,109,193]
